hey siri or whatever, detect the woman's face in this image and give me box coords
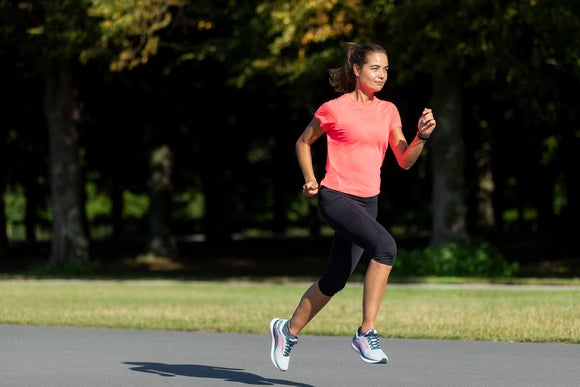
[354,52,389,93]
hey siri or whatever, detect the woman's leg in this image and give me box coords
[360,260,392,333]
[288,282,331,336]
[317,188,396,333]
[288,188,396,336]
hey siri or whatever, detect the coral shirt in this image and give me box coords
[314,94,402,197]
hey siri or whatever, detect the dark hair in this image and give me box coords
[328,42,388,93]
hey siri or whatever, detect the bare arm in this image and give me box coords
[389,108,436,170]
[296,117,325,197]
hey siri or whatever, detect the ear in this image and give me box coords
[353,63,361,77]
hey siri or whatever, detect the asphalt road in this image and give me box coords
[1,324,578,387]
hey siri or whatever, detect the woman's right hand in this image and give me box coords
[302,180,319,197]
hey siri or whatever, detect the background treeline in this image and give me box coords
[1,0,579,275]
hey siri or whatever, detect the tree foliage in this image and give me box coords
[82,0,185,71]
[2,0,579,268]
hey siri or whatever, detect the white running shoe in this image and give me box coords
[351,328,388,364]
[269,318,298,371]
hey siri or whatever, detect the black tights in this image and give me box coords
[317,187,396,297]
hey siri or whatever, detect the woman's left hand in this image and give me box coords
[418,108,436,137]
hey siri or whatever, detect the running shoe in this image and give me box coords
[269,318,298,371]
[351,328,388,364]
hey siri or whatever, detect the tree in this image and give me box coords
[44,56,90,265]
[148,145,176,257]
[18,0,185,265]
[84,0,188,254]
[25,0,101,266]
[380,0,475,243]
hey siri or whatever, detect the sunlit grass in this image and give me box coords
[0,281,578,343]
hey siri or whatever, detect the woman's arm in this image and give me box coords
[296,117,325,197]
[389,108,436,170]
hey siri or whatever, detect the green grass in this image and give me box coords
[0,280,578,343]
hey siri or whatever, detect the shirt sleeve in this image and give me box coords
[389,103,402,130]
[314,101,336,132]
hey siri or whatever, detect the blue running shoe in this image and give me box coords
[351,328,388,364]
[270,318,298,371]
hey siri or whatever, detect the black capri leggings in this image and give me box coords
[317,187,397,297]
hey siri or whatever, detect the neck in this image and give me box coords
[350,88,375,103]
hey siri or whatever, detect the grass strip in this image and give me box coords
[0,280,578,343]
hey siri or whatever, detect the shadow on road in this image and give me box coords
[124,361,314,386]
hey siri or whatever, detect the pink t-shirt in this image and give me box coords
[314,94,402,197]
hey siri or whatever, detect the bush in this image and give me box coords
[395,239,518,278]
[36,260,94,277]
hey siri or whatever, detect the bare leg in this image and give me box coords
[288,282,331,336]
[360,259,392,333]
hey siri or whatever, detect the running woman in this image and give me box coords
[270,42,436,371]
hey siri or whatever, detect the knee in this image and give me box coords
[373,253,396,266]
[373,237,397,266]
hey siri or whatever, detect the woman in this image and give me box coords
[270,42,436,372]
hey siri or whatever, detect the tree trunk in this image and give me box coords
[148,145,176,257]
[44,58,89,265]
[475,138,495,228]
[430,74,467,244]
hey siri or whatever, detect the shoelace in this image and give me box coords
[283,338,297,356]
[364,332,381,350]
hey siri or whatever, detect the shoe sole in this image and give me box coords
[270,318,287,371]
[351,340,388,364]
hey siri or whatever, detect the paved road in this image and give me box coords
[1,324,578,387]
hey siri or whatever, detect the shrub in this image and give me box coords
[395,239,517,278]
[36,260,94,277]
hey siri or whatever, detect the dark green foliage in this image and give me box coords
[396,239,518,278]
[38,260,94,277]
